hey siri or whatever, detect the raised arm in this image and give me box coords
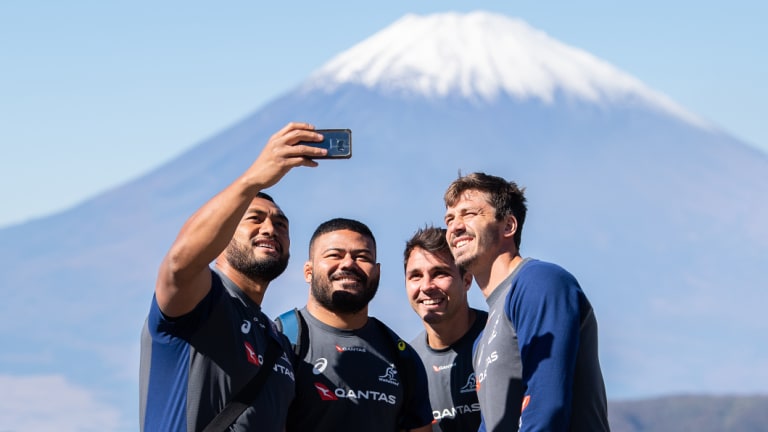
[155,122,327,317]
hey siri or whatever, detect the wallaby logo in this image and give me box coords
[460,373,477,393]
[378,365,399,386]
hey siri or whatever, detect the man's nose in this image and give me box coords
[447,216,465,235]
[259,217,275,236]
[339,253,356,269]
[420,276,438,293]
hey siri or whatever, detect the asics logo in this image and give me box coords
[241,320,251,333]
[313,358,328,375]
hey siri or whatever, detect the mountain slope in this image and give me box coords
[1,11,767,430]
[609,395,768,431]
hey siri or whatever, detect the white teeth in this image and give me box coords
[255,241,277,251]
[423,299,442,305]
[456,240,469,248]
[336,277,359,283]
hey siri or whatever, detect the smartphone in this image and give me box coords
[303,129,352,159]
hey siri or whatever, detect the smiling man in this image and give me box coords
[403,226,487,432]
[139,122,330,432]
[279,218,433,432]
[443,172,609,432]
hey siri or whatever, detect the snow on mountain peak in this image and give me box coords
[303,11,706,128]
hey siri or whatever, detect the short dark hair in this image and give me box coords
[444,172,527,249]
[255,191,275,203]
[309,218,376,256]
[403,225,466,276]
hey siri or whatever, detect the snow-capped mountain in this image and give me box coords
[306,11,706,127]
[1,11,766,431]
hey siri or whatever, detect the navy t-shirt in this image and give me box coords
[286,307,433,432]
[139,270,296,432]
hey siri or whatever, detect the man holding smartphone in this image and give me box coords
[139,122,329,432]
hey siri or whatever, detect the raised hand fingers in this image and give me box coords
[270,123,328,159]
[243,122,326,190]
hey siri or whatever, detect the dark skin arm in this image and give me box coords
[155,122,327,317]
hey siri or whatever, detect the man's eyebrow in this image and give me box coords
[431,264,454,273]
[321,247,374,255]
[273,212,289,224]
[244,209,289,224]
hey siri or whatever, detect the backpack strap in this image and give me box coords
[275,308,301,347]
[202,336,281,432]
[274,308,309,358]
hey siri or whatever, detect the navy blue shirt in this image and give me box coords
[473,259,609,431]
[139,270,295,432]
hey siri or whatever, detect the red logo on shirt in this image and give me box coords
[521,395,531,412]
[314,383,338,400]
[244,342,260,366]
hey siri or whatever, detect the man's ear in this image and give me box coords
[502,215,518,240]
[462,271,473,292]
[303,262,313,283]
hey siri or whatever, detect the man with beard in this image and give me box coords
[278,218,433,432]
[403,226,487,432]
[443,172,609,432]
[139,122,330,432]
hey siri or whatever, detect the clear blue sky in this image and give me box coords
[1,1,765,228]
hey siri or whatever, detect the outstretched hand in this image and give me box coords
[243,122,328,191]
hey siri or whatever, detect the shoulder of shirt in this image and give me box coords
[517,259,578,286]
[506,260,582,307]
[409,330,428,349]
